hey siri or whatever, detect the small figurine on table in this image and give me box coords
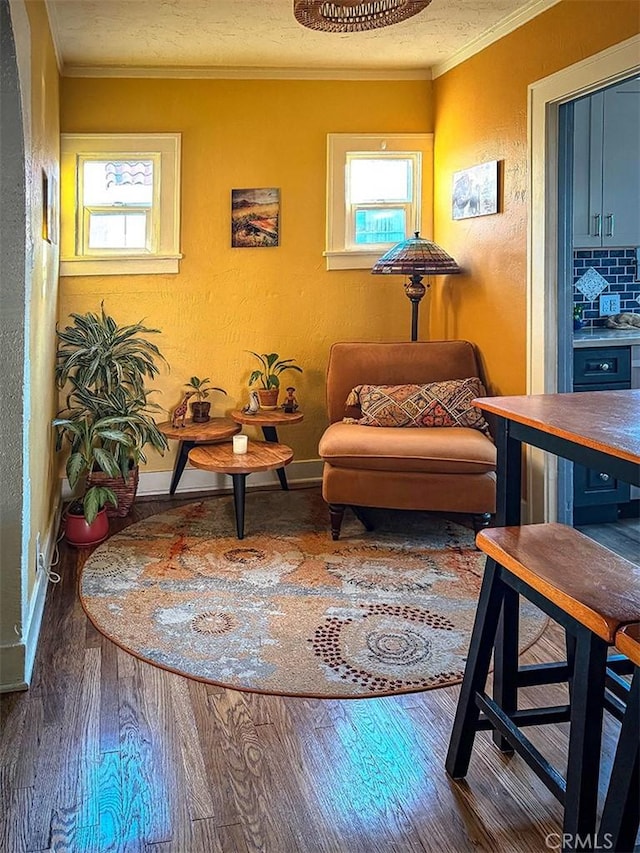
[282,386,299,413]
[242,390,260,415]
[171,392,194,428]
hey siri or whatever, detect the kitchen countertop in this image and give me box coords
[573,328,640,348]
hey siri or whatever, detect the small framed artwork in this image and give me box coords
[231,187,280,248]
[452,160,499,220]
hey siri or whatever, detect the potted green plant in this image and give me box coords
[55,304,169,516]
[573,304,584,330]
[184,376,227,423]
[66,383,169,511]
[247,352,303,410]
[53,413,133,546]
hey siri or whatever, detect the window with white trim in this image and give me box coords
[325,133,433,270]
[60,133,182,276]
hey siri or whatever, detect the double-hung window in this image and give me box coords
[325,133,432,270]
[60,133,182,276]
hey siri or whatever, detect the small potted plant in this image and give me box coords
[53,413,133,546]
[573,304,584,330]
[247,352,303,410]
[184,376,227,423]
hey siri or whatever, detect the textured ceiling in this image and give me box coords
[46,0,559,75]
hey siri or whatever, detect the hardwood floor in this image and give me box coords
[578,515,640,563]
[1,489,637,852]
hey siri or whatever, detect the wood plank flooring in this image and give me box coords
[1,488,637,852]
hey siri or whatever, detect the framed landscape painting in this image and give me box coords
[452,161,499,220]
[231,187,280,248]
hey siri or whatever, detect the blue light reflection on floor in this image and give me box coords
[314,698,430,830]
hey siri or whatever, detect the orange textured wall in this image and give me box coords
[59,78,432,471]
[432,0,640,395]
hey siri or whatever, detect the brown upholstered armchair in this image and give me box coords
[318,341,497,540]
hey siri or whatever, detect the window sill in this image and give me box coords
[60,255,182,277]
[324,250,388,271]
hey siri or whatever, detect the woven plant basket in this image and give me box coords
[87,465,139,517]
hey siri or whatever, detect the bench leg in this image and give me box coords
[565,631,577,704]
[329,504,346,540]
[492,585,519,753]
[446,558,505,779]
[563,629,608,848]
[598,669,640,853]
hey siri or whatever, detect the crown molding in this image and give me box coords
[61,64,431,81]
[42,0,64,73]
[432,0,563,78]
[45,0,563,83]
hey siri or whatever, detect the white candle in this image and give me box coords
[233,434,248,454]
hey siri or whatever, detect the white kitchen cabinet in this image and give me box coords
[573,76,640,248]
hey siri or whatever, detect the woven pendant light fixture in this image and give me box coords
[293,0,432,33]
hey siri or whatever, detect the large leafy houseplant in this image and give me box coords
[55,305,169,517]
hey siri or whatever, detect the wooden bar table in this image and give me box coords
[188,441,294,539]
[476,390,640,511]
[157,417,241,495]
[473,389,640,749]
[229,409,303,491]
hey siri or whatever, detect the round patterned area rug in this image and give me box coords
[80,489,547,698]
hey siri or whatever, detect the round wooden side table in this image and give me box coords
[229,409,303,490]
[157,417,241,495]
[188,441,294,539]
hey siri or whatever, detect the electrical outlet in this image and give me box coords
[599,293,620,316]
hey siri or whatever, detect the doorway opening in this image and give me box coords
[527,35,640,525]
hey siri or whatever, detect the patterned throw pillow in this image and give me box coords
[344,378,491,434]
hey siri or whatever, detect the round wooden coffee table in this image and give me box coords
[188,441,294,539]
[157,417,241,495]
[229,409,303,490]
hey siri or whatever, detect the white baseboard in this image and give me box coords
[22,500,62,687]
[137,458,324,497]
[1,501,62,693]
[62,458,324,500]
[0,642,27,693]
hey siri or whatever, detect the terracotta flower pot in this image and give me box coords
[257,388,279,410]
[64,507,109,547]
[190,401,211,423]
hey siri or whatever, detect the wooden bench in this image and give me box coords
[446,523,640,851]
[598,623,640,852]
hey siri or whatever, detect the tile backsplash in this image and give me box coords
[573,247,639,328]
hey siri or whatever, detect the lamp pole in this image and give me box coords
[404,274,427,342]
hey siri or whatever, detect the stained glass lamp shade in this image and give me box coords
[371,232,461,341]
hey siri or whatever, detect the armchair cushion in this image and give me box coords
[319,422,496,475]
[344,377,491,434]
